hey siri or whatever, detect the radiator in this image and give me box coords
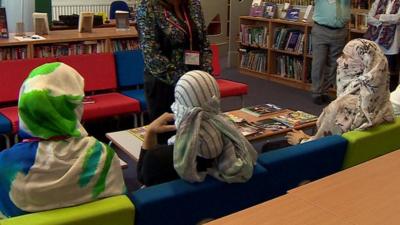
[52,4,111,21]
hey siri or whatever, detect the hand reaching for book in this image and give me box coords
[143,113,176,150]
[286,129,310,145]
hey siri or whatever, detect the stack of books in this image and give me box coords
[240,103,283,117]
[273,28,304,53]
[272,110,317,127]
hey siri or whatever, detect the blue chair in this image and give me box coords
[114,50,146,125]
[0,113,12,149]
[130,164,283,225]
[257,135,348,192]
[109,1,130,19]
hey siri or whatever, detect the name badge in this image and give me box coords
[184,50,200,65]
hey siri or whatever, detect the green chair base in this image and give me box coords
[0,195,134,225]
[342,117,400,169]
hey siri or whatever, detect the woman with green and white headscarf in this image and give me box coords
[137,70,257,186]
[0,62,125,219]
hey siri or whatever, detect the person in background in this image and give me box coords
[0,63,125,219]
[391,84,400,116]
[311,0,351,105]
[365,0,400,91]
[136,0,213,125]
[137,71,257,186]
[287,39,394,145]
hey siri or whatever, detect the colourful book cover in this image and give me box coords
[273,111,317,127]
[286,8,300,21]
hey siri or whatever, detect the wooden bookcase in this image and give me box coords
[0,26,138,60]
[238,14,368,91]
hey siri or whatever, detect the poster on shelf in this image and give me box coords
[0,8,9,38]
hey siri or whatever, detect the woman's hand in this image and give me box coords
[143,113,176,150]
[286,129,311,145]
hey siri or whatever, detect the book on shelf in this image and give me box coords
[250,118,289,131]
[285,8,300,21]
[273,28,304,53]
[0,8,9,38]
[0,47,27,60]
[269,0,314,6]
[115,10,130,30]
[355,13,368,30]
[249,5,265,17]
[128,126,148,141]
[302,5,314,22]
[240,103,283,117]
[279,3,292,19]
[240,50,267,72]
[276,55,303,80]
[78,12,94,33]
[263,2,277,19]
[240,24,268,47]
[272,110,317,127]
[111,39,138,52]
[33,12,49,35]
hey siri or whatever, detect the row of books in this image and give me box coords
[267,0,315,6]
[307,33,312,55]
[33,41,107,58]
[0,47,27,60]
[276,55,303,80]
[273,28,304,53]
[240,25,269,48]
[111,39,138,52]
[240,50,267,73]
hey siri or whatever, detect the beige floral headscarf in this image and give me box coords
[311,39,394,140]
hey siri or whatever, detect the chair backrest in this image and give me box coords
[0,57,57,104]
[342,117,400,169]
[114,49,144,87]
[58,53,117,92]
[130,164,283,225]
[257,135,348,192]
[210,44,221,77]
[109,1,130,19]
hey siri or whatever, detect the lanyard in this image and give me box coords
[23,135,70,143]
[164,8,193,50]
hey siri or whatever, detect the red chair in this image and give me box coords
[210,44,248,107]
[58,53,141,125]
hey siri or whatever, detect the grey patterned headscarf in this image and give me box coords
[312,39,394,140]
[171,71,257,183]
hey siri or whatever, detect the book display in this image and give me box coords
[78,12,94,33]
[115,10,130,30]
[240,25,269,47]
[33,13,50,35]
[240,49,267,73]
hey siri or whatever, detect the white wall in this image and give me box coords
[1,0,35,33]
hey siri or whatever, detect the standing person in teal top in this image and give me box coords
[311,0,351,105]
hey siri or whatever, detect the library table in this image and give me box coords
[106,109,316,162]
[289,149,400,225]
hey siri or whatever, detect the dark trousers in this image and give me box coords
[144,74,176,144]
[386,54,400,91]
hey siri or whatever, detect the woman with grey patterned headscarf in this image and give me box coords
[137,71,257,186]
[287,39,395,145]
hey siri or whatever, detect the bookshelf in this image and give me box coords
[239,16,313,90]
[0,26,138,60]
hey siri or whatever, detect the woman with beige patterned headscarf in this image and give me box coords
[287,39,395,145]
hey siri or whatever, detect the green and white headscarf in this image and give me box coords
[171,71,257,183]
[7,62,125,214]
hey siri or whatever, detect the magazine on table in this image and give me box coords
[128,126,148,141]
[235,121,263,137]
[240,103,283,117]
[251,118,289,131]
[273,110,317,127]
